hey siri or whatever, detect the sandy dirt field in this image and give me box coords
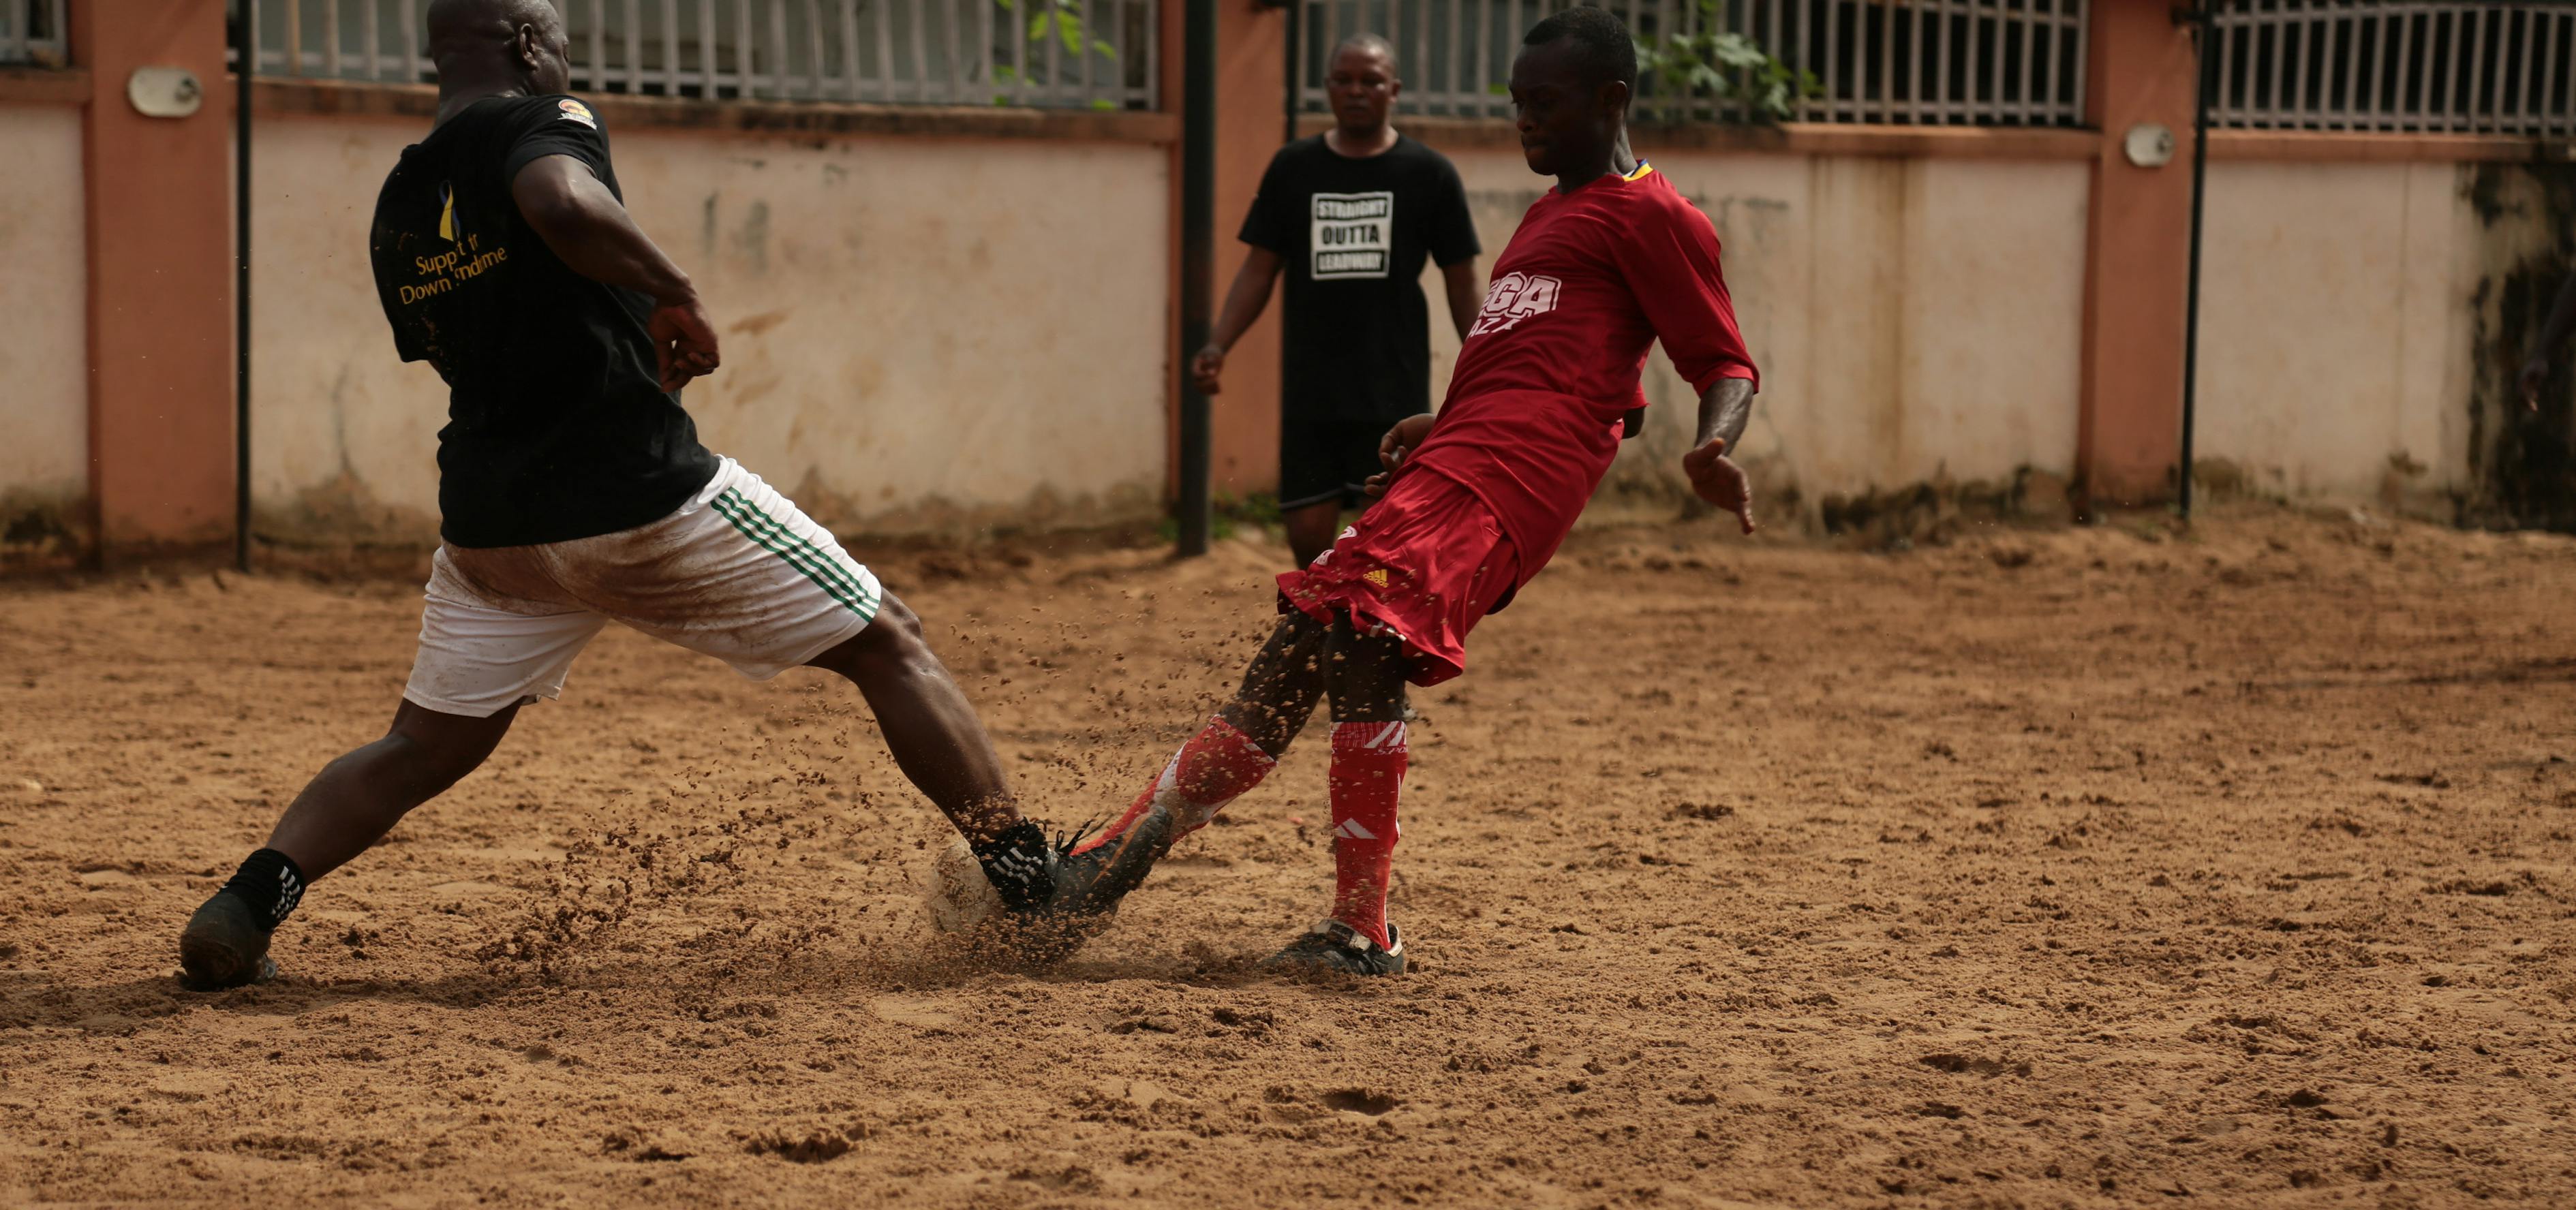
[3,509,2573,1208]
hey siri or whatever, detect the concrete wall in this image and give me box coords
[249,114,1171,546]
[0,104,91,561]
[7,87,2567,562]
[1433,149,2091,524]
[2194,159,2560,512]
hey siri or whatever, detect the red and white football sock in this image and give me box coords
[1073,715,1276,854]
[1328,719,1408,950]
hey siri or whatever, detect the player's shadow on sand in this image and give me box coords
[2235,655,2576,694]
[0,947,1312,1035]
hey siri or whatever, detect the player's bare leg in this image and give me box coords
[804,593,1021,844]
[1073,610,1332,858]
[179,701,518,990]
[1281,500,1344,572]
[268,702,520,878]
[808,591,1171,943]
[1268,615,1413,976]
[1213,610,1333,755]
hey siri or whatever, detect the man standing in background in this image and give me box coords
[1191,33,1485,570]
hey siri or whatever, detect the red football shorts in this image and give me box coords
[1276,469,1523,687]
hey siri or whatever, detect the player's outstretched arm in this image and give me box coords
[1681,377,1758,535]
[510,154,718,391]
[1193,247,1285,396]
[2521,268,2576,408]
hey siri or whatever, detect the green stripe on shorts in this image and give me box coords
[709,489,881,622]
[712,491,878,619]
[713,490,869,606]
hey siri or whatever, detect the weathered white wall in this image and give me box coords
[2194,160,2553,508]
[249,114,1171,544]
[1434,149,2091,519]
[0,105,90,513]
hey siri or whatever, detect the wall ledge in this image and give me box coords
[1301,114,2098,159]
[0,67,89,106]
[248,77,1178,143]
[2206,129,2573,164]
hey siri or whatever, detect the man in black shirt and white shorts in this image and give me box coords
[174,0,1168,989]
[1191,33,1484,570]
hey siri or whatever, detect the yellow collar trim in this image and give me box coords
[1623,161,1655,181]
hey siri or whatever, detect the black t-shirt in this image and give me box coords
[370,94,717,548]
[1240,134,1480,426]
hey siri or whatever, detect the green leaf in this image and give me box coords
[1631,25,1807,126]
[1091,97,1116,110]
[1029,12,1051,41]
[1092,38,1116,59]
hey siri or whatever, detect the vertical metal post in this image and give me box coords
[705,0,722,96]
[872,0,892,101]
[1823,0,1838,123]
[948,0,966,103]
[1177,0,1215,557]
[1284,0,1300,140]
[807,0,825,97]
[2179,0,2221,521]
[1444,0,1458,115]
[236,0,257,573]
[1415,0,1430,117]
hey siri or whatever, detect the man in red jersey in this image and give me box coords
[1079,4,1758,974]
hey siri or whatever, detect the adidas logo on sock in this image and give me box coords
[272,867,304,926]
[1331,819,1378,841]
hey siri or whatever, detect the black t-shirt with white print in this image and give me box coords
[370,93,717,548]
[1240,134,1481,427]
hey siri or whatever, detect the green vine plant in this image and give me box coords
[1634,0,1820,124]
[992,0,1120,108]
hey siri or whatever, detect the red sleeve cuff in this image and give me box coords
[1691,367,1760,397]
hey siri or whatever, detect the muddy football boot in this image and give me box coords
[1266,919,1406,976]
[982,805,1178,966]
[177,891,279,991]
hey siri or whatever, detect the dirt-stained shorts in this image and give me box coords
[1275,467,1523,688]
[403,458,883,717]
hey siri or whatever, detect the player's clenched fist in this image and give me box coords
[649,297,722,392]
[1365,413,1438,497]
[1683,437,1756,536]
[1191,344,1228,395]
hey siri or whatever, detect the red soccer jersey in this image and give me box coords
[1407,164,1757,568]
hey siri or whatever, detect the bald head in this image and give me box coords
[425,0,570,101]
[1334,33,1396,66]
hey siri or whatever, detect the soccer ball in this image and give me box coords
[921,835,1001,933]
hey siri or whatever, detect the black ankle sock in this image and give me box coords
[219,848,307,930]
[971,822,1053,913]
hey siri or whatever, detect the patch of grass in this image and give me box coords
[1155,491,1283,545]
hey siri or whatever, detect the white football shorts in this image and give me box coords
[402,457,883,717]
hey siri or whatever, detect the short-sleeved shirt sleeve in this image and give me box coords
[1238,149,1298,253]
[502,96,615,185]
[1612,195,1758,394]
[1426,155,1481,268]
